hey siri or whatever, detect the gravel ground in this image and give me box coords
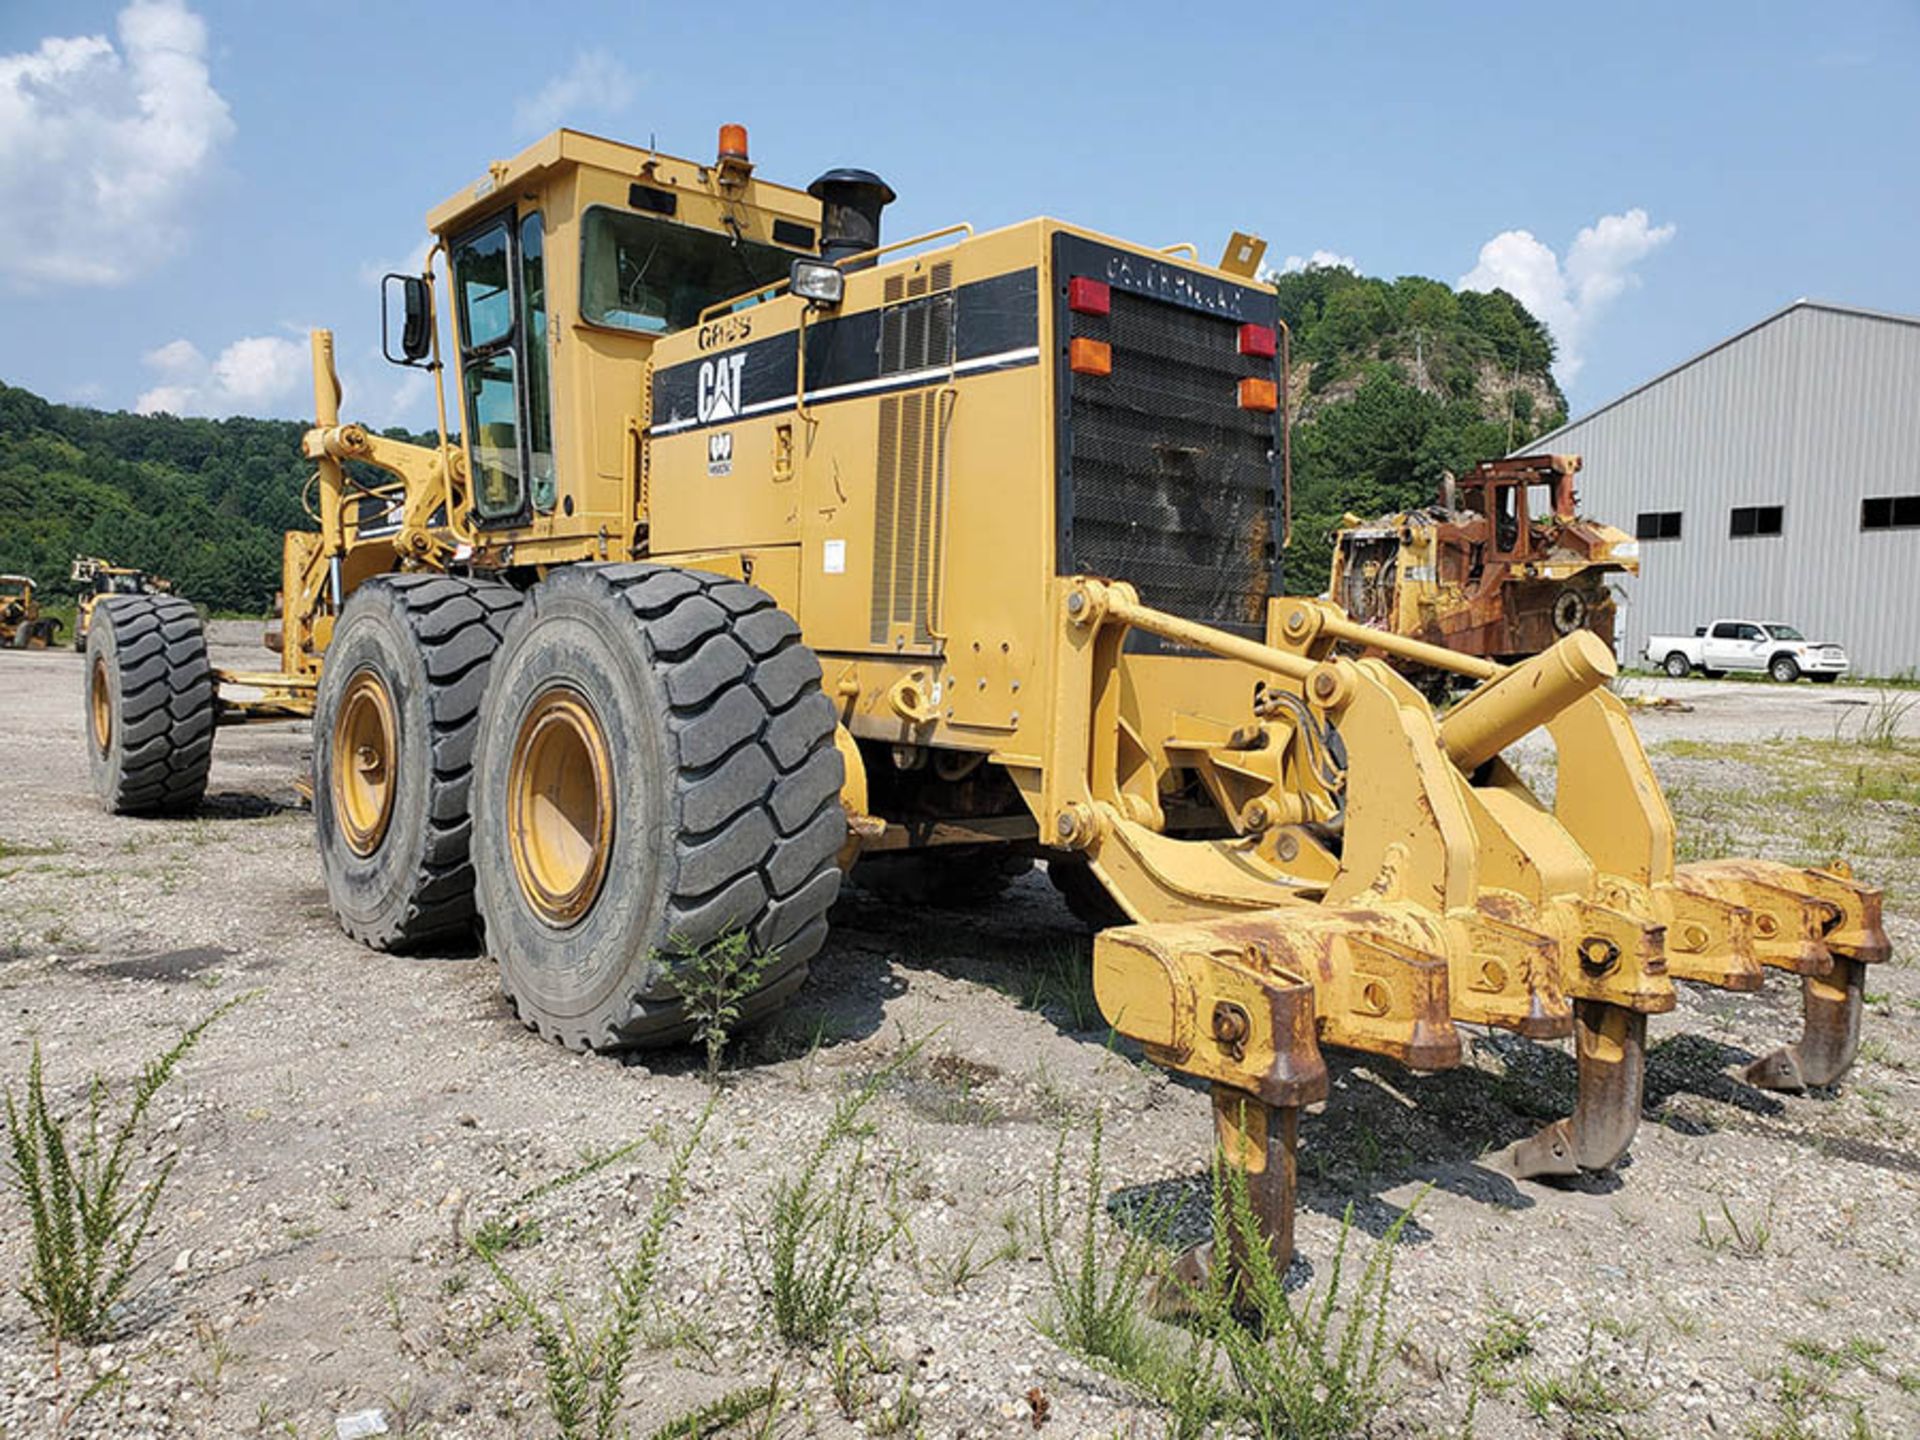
[1,634,1916,1439]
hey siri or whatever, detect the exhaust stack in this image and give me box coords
[808,168,896,268]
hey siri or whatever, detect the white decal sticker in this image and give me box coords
[707,431,733,477]
[696,352,747,423]
[823,539,846,574]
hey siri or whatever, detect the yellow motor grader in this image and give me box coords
[79,125,1887,1286]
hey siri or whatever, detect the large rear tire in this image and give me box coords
[312,575,523,950]
[85,596,214,814]
[471,564,845,1051]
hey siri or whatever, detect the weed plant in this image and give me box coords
[1034,1110,1161,1370]
[752,1040,922,1345]
[642,1379,780,1440]
[3,995,247,1350]
[474,1107,710,1440]
[671,931,773,1084]
[1031,1122,1411,1440]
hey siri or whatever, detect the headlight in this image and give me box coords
[789,258,845,307]
[1610,541,1641,561]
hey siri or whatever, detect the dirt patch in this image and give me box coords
[86,945,235,984]
[0,649,1916,1438]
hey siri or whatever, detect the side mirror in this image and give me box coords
[789,258,844,308]
[382,273,435,366]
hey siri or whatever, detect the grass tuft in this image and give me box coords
[1696,1197,1774,1258]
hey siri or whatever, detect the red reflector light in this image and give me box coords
[1070,337,1113,376]
[1238,323,1277,359]
[1238,376,1278,412]
[1068,277,1111,315]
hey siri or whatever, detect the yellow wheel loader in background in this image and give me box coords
[71,556,173,652]
[79,125,1888,1290]
[1,574,62,649]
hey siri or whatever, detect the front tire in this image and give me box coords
[1663,652,1691,679]
[1769,655,1801,684]
[471,564,845,1051]
[85,596,214,814]
[312,575,523,950]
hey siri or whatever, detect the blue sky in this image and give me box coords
[1,0,1915,429]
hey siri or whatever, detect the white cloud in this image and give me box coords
[131,383,196,416]
[0,0,233,289]
[1276,249,1359,275]
[1458,209,1675,383]
[513,49,635,138]
[143,337,204,376]
[211,335,308,406]
[135,334,306,416]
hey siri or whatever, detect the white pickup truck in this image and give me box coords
[1645,620,1849,683]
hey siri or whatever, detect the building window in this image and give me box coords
[1862,495,1920,531]
[1730,504,1784,538]
[1635,510,1683,541]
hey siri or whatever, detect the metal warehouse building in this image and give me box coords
[1526,300,1920,678]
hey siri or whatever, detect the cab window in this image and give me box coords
[452,210,555,523]
[579,207,792,335]
[456,222,513,349]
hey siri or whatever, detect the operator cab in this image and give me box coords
[1453,454,1581,566]
[397,126,832,539]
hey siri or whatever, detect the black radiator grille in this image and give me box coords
[1059,279,1279,639]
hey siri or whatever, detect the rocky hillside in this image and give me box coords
[1270,265,1567,594]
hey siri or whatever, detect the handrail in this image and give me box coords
[699,222,977,325]
[697,278,792,325]
[924,385,959,642]
[423,241,453,474]
[832,222,975,270]
[1159,242,1199,259]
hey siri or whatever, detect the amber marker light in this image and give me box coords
[718,124,750,161]
[1238,376,1279,412]
[1070,338,1113,376]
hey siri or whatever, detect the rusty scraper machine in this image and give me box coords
[77,125,1890,1292]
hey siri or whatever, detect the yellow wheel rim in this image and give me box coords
[508,686,615,927]
[332,668,398,857]
[89,655,112,755]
